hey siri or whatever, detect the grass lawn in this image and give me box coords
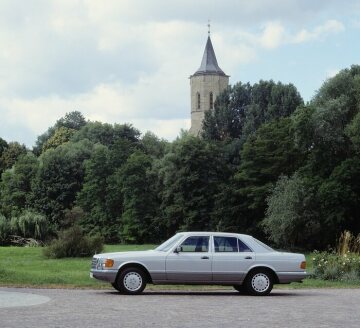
[0,246,359,289]
[0,244,154,289]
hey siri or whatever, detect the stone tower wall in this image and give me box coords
[189,74,229,135]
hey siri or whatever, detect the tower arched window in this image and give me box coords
[197,92,201,110]
[209,92,214,110]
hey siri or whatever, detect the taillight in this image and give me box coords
[300,261,306,269]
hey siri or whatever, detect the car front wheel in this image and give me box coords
[245,269,273,296]
[115,267,147,294]
[233,285,247,294]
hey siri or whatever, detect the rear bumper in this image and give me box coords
[90,269,118,283]
[277,271,307,283]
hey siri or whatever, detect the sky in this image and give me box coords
[1,0,360,147]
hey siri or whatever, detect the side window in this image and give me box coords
[209,92,214,109]
[179,236,209,252]
[214,237,238,252]
[238,238,252,252]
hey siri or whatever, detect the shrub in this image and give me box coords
[312,251,360,281]
[43,225,104,258]
[10,210,49,241]
[0,214,11,245]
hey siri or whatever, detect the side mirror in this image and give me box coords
[174,246,182,253]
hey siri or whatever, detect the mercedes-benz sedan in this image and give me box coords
[90,232,307,296]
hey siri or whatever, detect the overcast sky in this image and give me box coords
[1,0,360,147]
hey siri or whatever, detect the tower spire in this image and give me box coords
[192,33,227,76]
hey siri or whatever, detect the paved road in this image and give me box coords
[0,287,359,328]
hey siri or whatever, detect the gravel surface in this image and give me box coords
[0,287,359,328]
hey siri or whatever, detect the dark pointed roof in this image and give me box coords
[193,36,227,76]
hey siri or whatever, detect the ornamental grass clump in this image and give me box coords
[337,231,360,255]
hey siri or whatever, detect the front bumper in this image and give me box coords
[90,269,118,283]
[277,271,308,283]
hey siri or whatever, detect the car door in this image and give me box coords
[165,235,212,282]
[212,236,255,282]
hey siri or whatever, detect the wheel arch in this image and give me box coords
[117,262,153,284]
[245,265,279,284]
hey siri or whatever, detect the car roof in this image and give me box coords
[176,231,252,238]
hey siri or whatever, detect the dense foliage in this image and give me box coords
[43,225,103,258]
[1,67,360,250]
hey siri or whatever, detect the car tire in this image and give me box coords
[233,285,248,294]
[244,269,273,296]
[116,267,147,295]
[111,282,122,292]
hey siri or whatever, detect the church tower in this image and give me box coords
[189,34,229,135]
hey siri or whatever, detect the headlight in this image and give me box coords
[96,258,114,270]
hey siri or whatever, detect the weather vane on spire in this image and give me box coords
[208,19,211,36]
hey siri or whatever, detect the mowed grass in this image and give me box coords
[0,244,155,288]
[0,246,359,289]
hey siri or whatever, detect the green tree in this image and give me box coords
[0,142,27,172]
[202,80,303,141]
[71,122,140,147]
[158,134,224,236]
[263,173,320,249]
[118,151,157,243]
[31,140,93,227]
[318,157,360,243]
[0,153,39,217]
[265,66,360,249]
[0,138,8,161]
[77,137,141,242]
[232,118,302,234]
[33,111,86,155]
[202,85,245,140]
[77,144,122,241]
[55,111,86,130]
[0,213,11,245]
[141,131,169,159]
[42,127,76,152]
[345,111,360,153]
[10,210,49,240]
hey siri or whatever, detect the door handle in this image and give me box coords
[245,256,252,260]
[201,256,209,259]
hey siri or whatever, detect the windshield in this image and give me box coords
[155,234,184,252]
[252,237,275,252]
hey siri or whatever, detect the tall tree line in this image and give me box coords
[1,67,360,249]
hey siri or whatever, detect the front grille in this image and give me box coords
[91,257,98,269]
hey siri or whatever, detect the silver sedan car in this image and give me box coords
[90,232,307,296]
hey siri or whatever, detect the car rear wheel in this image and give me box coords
[244,269,273,296]
[115,267,147,294]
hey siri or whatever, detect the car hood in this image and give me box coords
[94,250,161,259]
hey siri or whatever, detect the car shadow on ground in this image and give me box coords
[105,290,309,297]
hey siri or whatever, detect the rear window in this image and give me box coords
[214,236,238,252]
[213,236,253,252]
[238,239,253,252]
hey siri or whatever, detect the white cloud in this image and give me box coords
[259,22,286,49]
[292,20,345,44]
